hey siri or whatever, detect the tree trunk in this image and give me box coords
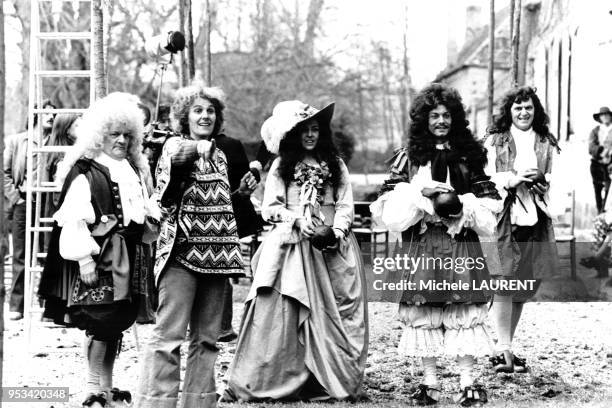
[399,3,411,144]
[510,0,522,88]
[487,0,495,124]
[178,0,188,86]
[235,0,242,51]
[11,0,31,130]
[186,0,195,82]
[378,48,390,147]
[303,0,324,57]
[357,75,368,177]
[201,0,211,85]
[0,0,6,388]
[92,0,106,98]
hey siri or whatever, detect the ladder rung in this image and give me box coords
[33,108,87,114]
[36,253,48,259]
[40,217,55,223]
[30,266,44,273]
[38,32,91,40]
[33,145,73,153]
[31,186,62,193]
[36,70,92,77]
[31,226,53,232]
[37,32,92,40]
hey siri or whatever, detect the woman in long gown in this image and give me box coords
[224,100,369,402]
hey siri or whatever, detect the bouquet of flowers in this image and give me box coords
[294,161,331,222]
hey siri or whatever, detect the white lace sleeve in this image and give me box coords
[445,193,502,238]
[54,174,100,262]
[371,183,431,233]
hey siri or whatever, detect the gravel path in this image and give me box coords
[3,297,612,408]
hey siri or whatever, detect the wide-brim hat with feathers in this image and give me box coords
[260,100,335,154]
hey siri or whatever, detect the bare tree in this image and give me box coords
[8,0,31,129]
[178,0,188,86]
[186,0,195,81]
[93,0,106,97]
[106,1,176,100]
[510,0,522,87]
[201,0,211,85]
[399,2,411,143]
[303,0,324,57]
[487,0,495,123]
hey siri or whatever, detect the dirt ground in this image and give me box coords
[3,236,612,407]
[3,293,612,408]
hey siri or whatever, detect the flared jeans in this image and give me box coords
[135,263,227,408]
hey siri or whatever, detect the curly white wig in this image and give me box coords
[56,92,147,183]
[171,83,226,137]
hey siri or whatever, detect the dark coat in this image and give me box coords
[213,134,263,238]
[589,125,604,161]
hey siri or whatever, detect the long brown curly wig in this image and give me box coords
[408,83,487,169]
[487,86,559,151]
[276,120,343,196]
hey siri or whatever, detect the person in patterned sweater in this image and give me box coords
[135,84,244,408]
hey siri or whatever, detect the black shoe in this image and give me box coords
[109,388,132,404]
[455,384,487,407]
[410,384,441,406]
[513,355,528,373]
[489,350,513,373]
[82,393,107,407]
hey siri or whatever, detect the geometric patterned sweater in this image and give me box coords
[153,135,244,283]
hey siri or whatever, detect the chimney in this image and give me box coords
[465,5,483,44]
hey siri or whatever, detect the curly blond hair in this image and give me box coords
[56,92,147,183]
[171,83,226,137]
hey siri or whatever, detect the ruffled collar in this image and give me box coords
[94,152,146,225]
[94,153,140,182]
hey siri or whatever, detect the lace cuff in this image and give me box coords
[371,182,432,232]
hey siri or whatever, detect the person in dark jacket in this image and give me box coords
[136,84,245,408]
[3,99,56,320]
[588,106,612,213]
[210,133,262,342]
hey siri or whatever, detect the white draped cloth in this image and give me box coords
[370,163,502,240]
[484,125,562,226]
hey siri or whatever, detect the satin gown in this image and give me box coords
[224,158,369,401]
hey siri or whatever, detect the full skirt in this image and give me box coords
[224,231,369,401]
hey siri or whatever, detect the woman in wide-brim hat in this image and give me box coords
[223,100,369,402]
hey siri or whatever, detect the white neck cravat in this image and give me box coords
[95,153,147,225]
[510,125,538,173]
